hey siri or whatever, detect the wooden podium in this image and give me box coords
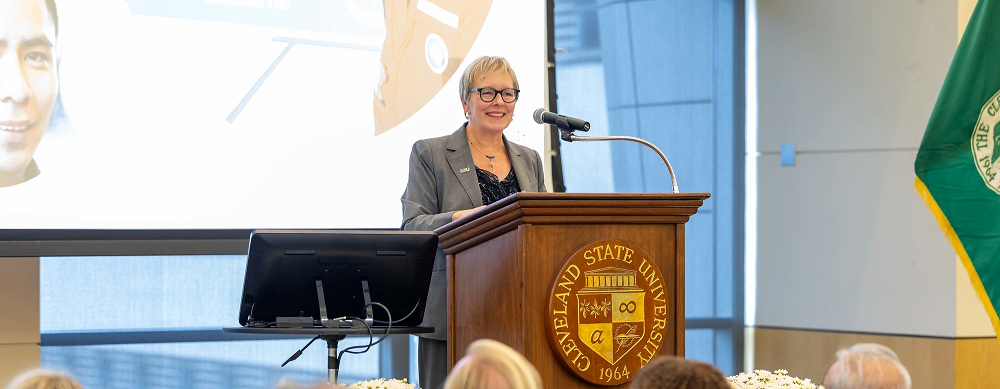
[435,192,709,388]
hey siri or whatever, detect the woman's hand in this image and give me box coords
[452,205,487,221]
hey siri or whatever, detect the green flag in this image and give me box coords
[915,0,1000,339]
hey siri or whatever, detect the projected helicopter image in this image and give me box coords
[372,0,493,135]
[128,0,491,136]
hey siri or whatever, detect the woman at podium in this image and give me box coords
[401,55,546,389]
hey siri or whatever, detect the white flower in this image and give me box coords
[727,369,823,389]
[348,378,417,389]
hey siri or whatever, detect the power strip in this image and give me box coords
[276,317,314,328]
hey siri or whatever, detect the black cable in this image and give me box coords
[245,302,276,328]
[372,299,420,325]
[280,335,321,367]
[338,302,391,362]
[278,302,394,368]
[336,315,373,357]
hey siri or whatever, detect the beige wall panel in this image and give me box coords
[0,344,40,388]
[956,258,996,337]
[753,327,955,389]
[756,151,958,336]
[955,337,1000,388]
[959,0,978,37]
[756,0,954,152]
[0,257,39,344]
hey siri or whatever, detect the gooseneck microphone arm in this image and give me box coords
[563,133,679,193]
[534,108,679,193]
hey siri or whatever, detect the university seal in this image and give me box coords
[971,88,1000,194]
[545,239,669,386]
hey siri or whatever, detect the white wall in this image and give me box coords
[753,0,993,337]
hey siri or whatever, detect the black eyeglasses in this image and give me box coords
[469,87,520,103]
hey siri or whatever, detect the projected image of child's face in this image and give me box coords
[0,0,57,187]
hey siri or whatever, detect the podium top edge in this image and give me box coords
[509,192,711,199]
[434,192,711,236]
[499,192,711,203]
[482,192,712,213]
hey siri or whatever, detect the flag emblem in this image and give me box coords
[972,90,1000,193]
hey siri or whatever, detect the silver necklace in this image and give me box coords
[470,141,501,169]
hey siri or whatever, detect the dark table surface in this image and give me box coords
[223,326,433,336]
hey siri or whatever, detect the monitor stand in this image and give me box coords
[227,277,431,386]
[313,277,376,385]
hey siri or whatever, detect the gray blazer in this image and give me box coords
[401,124,546,340]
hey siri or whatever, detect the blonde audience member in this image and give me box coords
[822,343,911,389]
[5,369,83,389]
[629,355,730,389]
[443,339,542,389]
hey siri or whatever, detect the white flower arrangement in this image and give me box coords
[728,369,824,389]
[344,378,416,389]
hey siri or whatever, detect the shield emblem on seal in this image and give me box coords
[576,267,645,365]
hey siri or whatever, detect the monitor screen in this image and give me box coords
[238,229,438,327]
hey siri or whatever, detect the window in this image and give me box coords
[40,255,384,389]
[553,0,745,374]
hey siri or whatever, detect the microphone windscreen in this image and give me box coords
[532,108,547,124]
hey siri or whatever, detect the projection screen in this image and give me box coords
[0,0,546,229]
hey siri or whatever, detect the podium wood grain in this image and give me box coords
[438,193,708,389]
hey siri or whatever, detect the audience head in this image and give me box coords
[822,343,911,389]
[444,338,542,389]
[5,369,82,389]
[629,355,730,389]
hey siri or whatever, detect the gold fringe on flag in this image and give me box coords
[916,176,1000,339]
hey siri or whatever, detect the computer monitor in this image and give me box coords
[238,229,438,327]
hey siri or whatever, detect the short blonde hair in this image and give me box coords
[458,56,520,105]
[444,339,542,389]
[5,369,83,389]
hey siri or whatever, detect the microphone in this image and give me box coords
[533,108,590,132]
[536,108,679,193]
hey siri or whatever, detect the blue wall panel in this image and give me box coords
[636,102,715,198]
[597,3,638,107]
[607,106,645,192]
[629,0,714,104]
[686,212,716,318]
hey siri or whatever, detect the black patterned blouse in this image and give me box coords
[477,166,521,205]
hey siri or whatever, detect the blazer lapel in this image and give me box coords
[446,125,484,207]
[506,137,532,192]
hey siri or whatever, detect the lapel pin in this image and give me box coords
[459,167,471,173]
